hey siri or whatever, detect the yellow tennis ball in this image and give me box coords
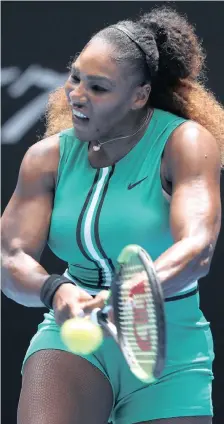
[60,318,103,355]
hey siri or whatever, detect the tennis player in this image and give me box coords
[1,7,223,424]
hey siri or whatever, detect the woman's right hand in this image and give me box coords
[52,283,93,326]
[52,283,110,327]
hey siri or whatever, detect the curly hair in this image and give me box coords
[45,6,224,166]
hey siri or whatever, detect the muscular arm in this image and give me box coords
[1,135,60,306]
[155,122,221,297]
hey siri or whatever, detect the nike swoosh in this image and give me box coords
[128,176,148,190]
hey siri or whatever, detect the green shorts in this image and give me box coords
[23,288,214,424]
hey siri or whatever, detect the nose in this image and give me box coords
[69,81,88,106]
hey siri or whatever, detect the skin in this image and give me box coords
[66,38,151,146]
[1,37,220,424]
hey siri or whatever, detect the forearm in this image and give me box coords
[154,237,212,297]
[1,250,50,307]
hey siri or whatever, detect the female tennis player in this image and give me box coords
[1,6,223,424]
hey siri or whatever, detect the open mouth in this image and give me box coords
[72,109,89,120]
[72,110,90,129]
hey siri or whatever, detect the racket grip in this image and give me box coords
[90,308,101,325]
[77,310,85,318]
[77,308,102,325]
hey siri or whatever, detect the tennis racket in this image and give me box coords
[61,244,166,382]
[86,244,166,383]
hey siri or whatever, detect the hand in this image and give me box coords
[52,283,110,326]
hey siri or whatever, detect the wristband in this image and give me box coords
[40,274,74,309]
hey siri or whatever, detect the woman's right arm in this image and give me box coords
[1,135,60,307]
[1,134,113,322]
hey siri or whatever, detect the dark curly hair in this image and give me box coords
[45,6,224,166]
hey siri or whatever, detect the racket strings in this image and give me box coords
[117,258,159,378]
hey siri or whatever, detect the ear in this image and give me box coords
[131,83,151,110]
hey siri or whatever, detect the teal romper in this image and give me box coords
[23,109,214,423]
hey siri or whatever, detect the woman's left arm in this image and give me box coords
[155,122,222,297]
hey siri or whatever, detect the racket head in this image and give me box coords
[111,244,166,383]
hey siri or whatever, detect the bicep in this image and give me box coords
[1,140,57,261]
[167,123,221,248]
[170,178,221,248]
[2,191,53,261]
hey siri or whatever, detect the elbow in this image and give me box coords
[1,252,18,300]
[193,238,215,279]
[198,261,211,280]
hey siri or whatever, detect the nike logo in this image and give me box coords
[128,176,148,190]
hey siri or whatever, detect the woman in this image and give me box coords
[1,6,223,424]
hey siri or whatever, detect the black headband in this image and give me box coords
[112,24,149,57]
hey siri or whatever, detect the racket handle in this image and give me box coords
[88,290,112,324]
[77,309,101,325]
[90,308,101,325]
[78,306,113,327]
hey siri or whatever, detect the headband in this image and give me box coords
[111,24,149,57]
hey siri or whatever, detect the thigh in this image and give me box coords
[112,365,213,424]
[18,349,113,424]
[136,418,212,424]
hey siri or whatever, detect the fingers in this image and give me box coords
[54,288,110,326]
[98,290,111,303]
[82,290,110,314]
[82,298,103,314]
[54,301,86,326]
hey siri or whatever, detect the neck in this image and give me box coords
[89,107,153,166]
[92,107,152,154]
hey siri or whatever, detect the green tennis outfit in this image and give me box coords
[23,109,214,423]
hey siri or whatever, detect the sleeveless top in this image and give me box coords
[48,108,197,295]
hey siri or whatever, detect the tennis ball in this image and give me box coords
[60,318,103,355]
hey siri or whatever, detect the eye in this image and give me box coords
[70,74,80,83]
[91,85,108,93]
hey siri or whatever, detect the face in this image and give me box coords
[64,37,150,142]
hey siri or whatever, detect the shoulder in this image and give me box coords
[163,121,221,182]
[24,133,60,166]
[18,133,60,190]
[25,133,60,160]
